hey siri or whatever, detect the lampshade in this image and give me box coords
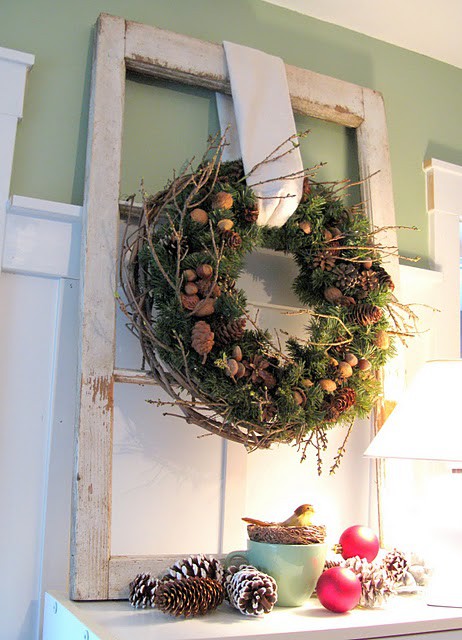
[364,360,462,463]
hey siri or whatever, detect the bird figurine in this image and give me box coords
[242,504,315,528]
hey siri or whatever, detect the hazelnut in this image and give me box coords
[190,208,209,224]
[212,191,233,210]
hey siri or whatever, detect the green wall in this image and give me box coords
[2,0,462,262]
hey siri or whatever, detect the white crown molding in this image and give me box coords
[0,46,35,274]
[3,196,82,279]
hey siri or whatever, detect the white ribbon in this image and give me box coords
[216,41,304,228]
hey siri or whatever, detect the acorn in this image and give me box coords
[225,358,239,378]
[324,286,343,304]
[344,352,358,367]
[193,298,216,317]
[337,362,353,378]
[196,264,213,279]
[235,362,246,379]
[293,388,307,407]
[323,229,333,241]
[212,191,233,210]
[328,356,339,367]
[181,293,200,311]
[298,220,312,234]
[217,218,234,233]
[232,345,243,362]
[190,208,209,224]
[358,358,372,371]
[183,269,197,282]
[301,378,314,388]
[375,330,390,350]
[184,282,199,295]
[320,379,337,393]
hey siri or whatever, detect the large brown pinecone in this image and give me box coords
[214,317,246,346]
[348,303,383,326]
[129,573,159,609]
[162,554,225,584]
[313,249,337,271]
[223,230,243,250]
[191,321,214,362]
[332,262,359,290]
[225,565,277,616]
[374,265,394,291]
[154,577,224,617]
[384,549,410,584]
[343,557,395,608]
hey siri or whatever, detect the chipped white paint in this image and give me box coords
[73,13,398,600]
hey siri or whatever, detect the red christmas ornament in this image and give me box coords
[316,567,361,613]
[339,525,379,562]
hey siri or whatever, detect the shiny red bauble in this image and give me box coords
[339,525,379,562]
[316,567,362,613]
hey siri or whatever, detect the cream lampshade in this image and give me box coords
[364,360,462,608]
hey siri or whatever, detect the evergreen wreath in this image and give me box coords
[119,134,415,473]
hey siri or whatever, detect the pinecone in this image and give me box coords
[223,230,243,250]
[225,565,277,616]
[159,233,187,258]
[191,321,214,362]
[129,573,159,609]
[325,387,356,420]
[154,576,224,617]
[214,318,246,346]
[374,265,394,291]
[312,249,337,271]
[344,557,395,608]
[218,160,245,185]
[244,355,277,389]
[384,549,410,584]
[242,207,259,223]
[356,269,380,299]
[162,554,225,584]
[348,303,383,326]
[332,262,359,291]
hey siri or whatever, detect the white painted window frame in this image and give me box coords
[72,12,399,601]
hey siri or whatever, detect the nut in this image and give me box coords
[196,264,213,279]
[212,191,233,210]
[232,345,243,362]
[225,358,239,378]
[298,220,312,234]
[183,269,197,282]
[358,358,372,371]
[217,218,234,233]
[190,208,209,224]
[324,286,343,304]
[184,282,199,295]
[374,330,390,350]
[320,379,337,393]
[344,352,358,367]
[337,362,353,378]
[193,298,216,317]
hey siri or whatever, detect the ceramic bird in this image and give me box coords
[242,504,315,528]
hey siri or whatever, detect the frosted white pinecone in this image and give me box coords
[344,556,395,608]
[128,573,159,608]
[164,554,225,584]
[384,549,410,584]
[225,565,277,616]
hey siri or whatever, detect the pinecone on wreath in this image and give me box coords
[348,303,383,326]
[225,565,278,616]
[332,262,359,291]
[325,387,356,420]
[191,321,215,363]
[154,576,224,617]
[384,549,410,584]
[313,249,337,271]
[162,554,225,584]
[129,573,159,609]
[214,317,246,346]
[344,556,395,608]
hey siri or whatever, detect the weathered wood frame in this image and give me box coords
[71,13,399,601]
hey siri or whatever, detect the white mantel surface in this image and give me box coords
[44,591,462,640]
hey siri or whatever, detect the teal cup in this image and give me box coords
[226,540,327,607]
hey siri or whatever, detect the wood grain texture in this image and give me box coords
[73,13,398,599]
[70,13,126,600]
[125,20,365,127]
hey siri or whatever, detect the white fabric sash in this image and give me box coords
[216,41,304,228]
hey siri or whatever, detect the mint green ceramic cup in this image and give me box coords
[226,540,327,607]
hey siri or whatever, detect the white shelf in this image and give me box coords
[43,591,462,640]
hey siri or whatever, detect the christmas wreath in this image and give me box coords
[119,135,413,473]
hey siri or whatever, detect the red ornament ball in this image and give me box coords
[316,567,361,613]
[339,525,379,562]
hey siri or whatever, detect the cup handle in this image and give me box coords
[225,550,249,568]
